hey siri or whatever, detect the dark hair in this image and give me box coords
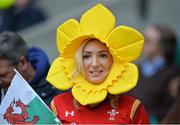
[152,24,177,65]
[0,32,28,65]
[161,77,180,123]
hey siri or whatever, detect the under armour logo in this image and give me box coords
[107,109,119,120]
[65,111,75,117]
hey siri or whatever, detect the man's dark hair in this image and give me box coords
[0,32,28,65]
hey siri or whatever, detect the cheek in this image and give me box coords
[102,59,112,70]
[107,62,112,70]
[83,60,90,71]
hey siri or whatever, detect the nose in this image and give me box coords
[91,56,99,68]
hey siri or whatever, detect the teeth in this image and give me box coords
[90,70,102,73]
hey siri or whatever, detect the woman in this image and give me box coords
[47,4,149,124]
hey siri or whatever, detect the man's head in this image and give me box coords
[0,32,33,90]
[143,24,177,64]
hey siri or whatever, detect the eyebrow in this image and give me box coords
[83,50,109,53]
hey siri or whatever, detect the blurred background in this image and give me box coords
[1,0,179,63]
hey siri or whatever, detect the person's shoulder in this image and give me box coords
[54,91,73,100]
[119,94,142,106]
[52,92,74,108]
[121,94,138,102]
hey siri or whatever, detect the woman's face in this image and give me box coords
[82,40,113,84]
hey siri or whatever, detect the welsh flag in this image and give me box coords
[0,70,60,124]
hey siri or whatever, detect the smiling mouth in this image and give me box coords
[89,70,103,76]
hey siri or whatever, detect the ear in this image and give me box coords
[17,56,29,71]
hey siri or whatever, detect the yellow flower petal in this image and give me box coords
[105,62,126,84]
[62,35,92,58]
[106,26,144,62]
[114,41,144,62]
[46,57,74,90]
[47,72,73,90]
[56,19,81,54]
[74,73,107,92]
[72,85,107,105]
[108,63,138,94]
[80,4,115,40]
[46,57,64,77]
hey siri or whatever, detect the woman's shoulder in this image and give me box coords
[51,92,74,110]
[54,91,73,100]
[52,91,73,105]
[118,95,142,111]
[120,94,140,104]
[118,95,146,122]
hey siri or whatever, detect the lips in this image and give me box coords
[89,70,103,76]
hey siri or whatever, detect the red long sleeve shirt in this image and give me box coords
[50,92,149,124]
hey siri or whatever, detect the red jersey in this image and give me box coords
[50,92,149,124]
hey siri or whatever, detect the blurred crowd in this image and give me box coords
[0,0,180,124]
[129,24,180,123]
[0,0,54,104]
[0,0,46,32]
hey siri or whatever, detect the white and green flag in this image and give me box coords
[0,69,60,124]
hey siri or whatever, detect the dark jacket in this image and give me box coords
[28,47,61,105]
[129,64,180,121]
[0,4,46,32]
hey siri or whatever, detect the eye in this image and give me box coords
[99,53,107,58]
[83,54,90,59]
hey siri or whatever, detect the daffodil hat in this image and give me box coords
[47,4,144,105]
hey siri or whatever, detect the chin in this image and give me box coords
[89,78,105,84]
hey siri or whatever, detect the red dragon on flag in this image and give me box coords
[3,98,39,124]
